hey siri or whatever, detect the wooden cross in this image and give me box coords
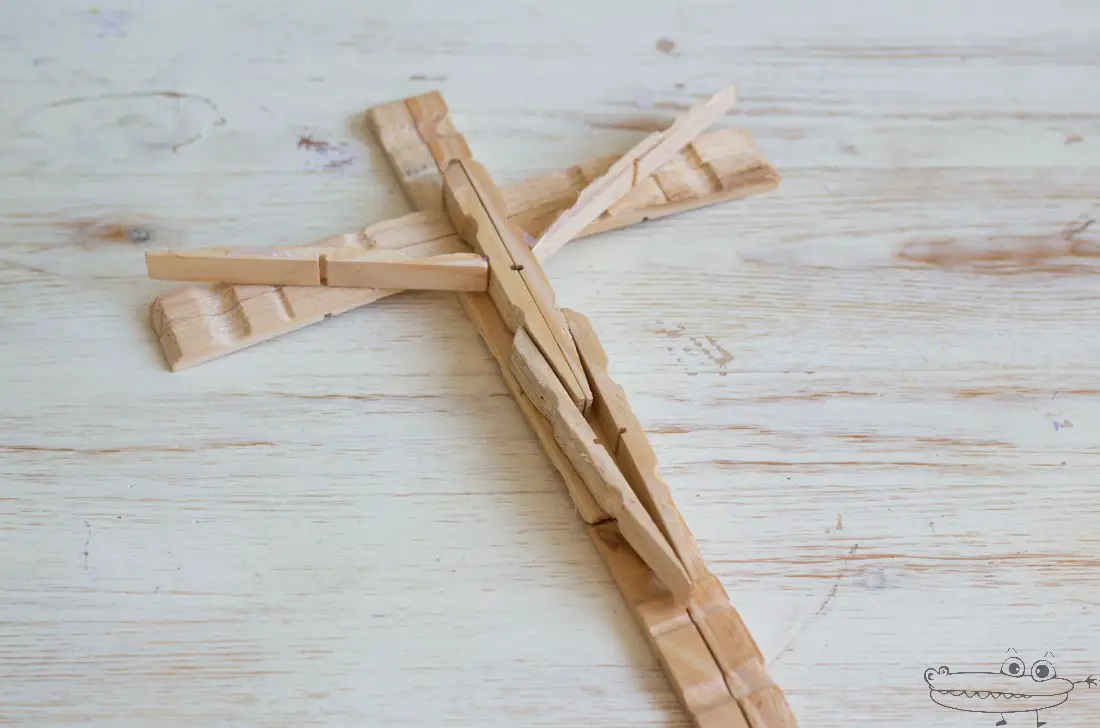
[143,86,797,728]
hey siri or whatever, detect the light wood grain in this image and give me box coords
[3,1,1100,727]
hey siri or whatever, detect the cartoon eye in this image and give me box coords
[1032,660,1057,681]
[1001,656,1026,677]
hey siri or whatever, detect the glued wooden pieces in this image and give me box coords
[510,327,691,602]
[442,158,592,413]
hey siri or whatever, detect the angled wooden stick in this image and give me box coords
[533,84,740,262]
[145,247,489,292]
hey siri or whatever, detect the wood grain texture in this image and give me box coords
[3,1,1100,727]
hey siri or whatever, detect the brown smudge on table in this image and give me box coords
[648,425,692,434]
[655,38,676,54]
[297,134,357,170]
[896,232,1100,275]
[2,441,275,455]
[1065,133,1083,145]
[64,219,156,248]
[585,115,671,133]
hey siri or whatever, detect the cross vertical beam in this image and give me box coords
[368,91,797,727]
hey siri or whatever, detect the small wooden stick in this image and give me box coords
[325,251,487,291]
[533,84,740,262]
[443,158,592,412]
[145,247,329,287]
[510,327,692,602]
[146,247,489,292]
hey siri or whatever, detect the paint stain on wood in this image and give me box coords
[64,219,154,248]
[2,441,275,455]
[1053,419,1074,431]
[897,230,1100,274]
[586,116,671,133]
[297,134,357,170]
[655,324,686,338]
[649,425,692,434]
[656,38,677,55]
[1065,133,1084,145]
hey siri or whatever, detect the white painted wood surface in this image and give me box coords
[2,1,1099,725]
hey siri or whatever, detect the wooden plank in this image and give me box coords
[443,159,592,412]
[510,327,692,602]
[532,84,740,261]
[149,126,778,371]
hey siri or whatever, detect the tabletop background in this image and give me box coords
[2,1,1099,726]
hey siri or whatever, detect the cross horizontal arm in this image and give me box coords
[149,123,779,371]
[145,246,489,292]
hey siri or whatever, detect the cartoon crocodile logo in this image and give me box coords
[924,651,1095,726]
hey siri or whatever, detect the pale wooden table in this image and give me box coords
[2,2,1098,726]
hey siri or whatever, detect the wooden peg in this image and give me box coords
[533,84,740,262]
[442,158,592,412]
[510,327,692,602]
[150,126,779,371]
[145,247,327,286]
[323,251,487,291]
